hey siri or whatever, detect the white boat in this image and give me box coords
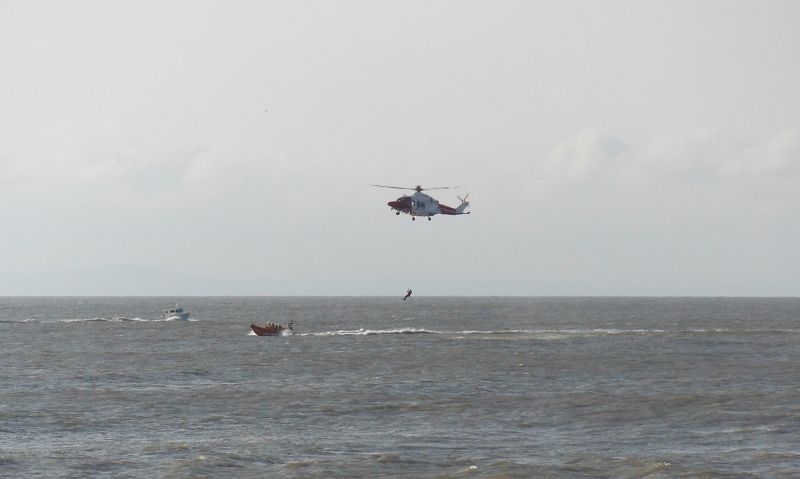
[163,304,190,320]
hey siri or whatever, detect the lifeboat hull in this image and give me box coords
[251,324,291,336]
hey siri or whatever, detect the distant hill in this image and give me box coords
[0,266,366,296]
[3,266,778,296]
[0,266,574,296]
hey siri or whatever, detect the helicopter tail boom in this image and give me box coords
[438,195,470,215]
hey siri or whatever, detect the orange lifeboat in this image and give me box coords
[250,321,293,336]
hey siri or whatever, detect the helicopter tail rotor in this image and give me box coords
[456,193,470,214]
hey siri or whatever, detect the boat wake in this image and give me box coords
[296,328,800,339]
[300,328,434,337]
[1,317,198,324]
[455,328,800,339]
[249,329,295,336]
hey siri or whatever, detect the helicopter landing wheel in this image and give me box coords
[428,217,431,221]
[396,211,400,215]
[412,217,415,221]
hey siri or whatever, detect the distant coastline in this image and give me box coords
[0,266,796,296]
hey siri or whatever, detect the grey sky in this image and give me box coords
[1,1,799,295]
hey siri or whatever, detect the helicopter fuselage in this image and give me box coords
[388,191,462,218]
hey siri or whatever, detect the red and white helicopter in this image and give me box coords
[372,184,470,221]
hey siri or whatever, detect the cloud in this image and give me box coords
[0,119,182,205]
[0,119,359,217]
[531,127,800,239]
[546,128,800,187]
[636,129,800,182]
[546,129,629,182]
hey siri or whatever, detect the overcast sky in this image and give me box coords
[1,1,799,295]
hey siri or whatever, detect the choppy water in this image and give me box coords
[1,297,799,478]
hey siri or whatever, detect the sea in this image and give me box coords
[1,297,799,478]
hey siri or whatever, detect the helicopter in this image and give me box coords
[371,184,470,221]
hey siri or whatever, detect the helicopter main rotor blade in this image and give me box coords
[369,184,416,190]
[370,184,461,192]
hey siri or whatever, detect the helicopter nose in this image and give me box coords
[388,201,400,209]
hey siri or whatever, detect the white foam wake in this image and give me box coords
[4,317,197,323]
[293,328,800,339]
[300,328,434,337]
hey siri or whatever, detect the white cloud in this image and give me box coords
[0,119,177,203]
[546,128,800,187]
[546,129,629,182]
[0,119,362,217]
[636,129,800,181]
